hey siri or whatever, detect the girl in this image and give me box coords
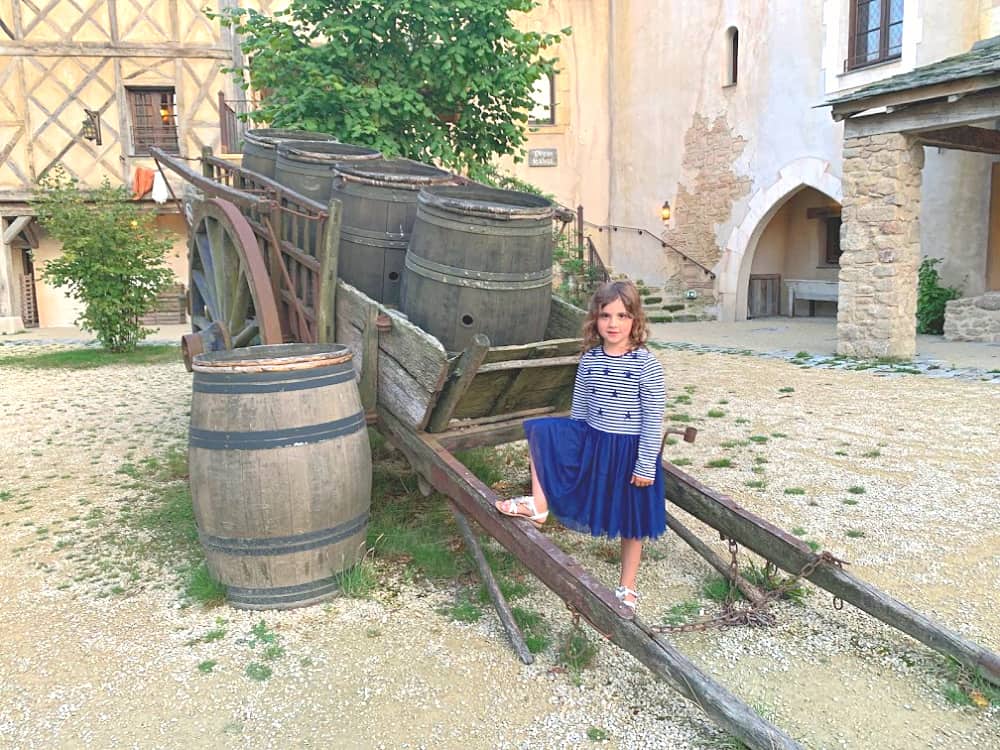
[495,280,666,613]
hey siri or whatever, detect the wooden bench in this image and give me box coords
[785,279,838,317]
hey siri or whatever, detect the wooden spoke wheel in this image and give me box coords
[188,198,282,351]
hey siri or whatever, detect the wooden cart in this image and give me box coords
[152,147,1000,750]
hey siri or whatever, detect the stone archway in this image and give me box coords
[715,157,843,322]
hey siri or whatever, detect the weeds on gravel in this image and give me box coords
[705,458,733,469]
[512,607,552,654]
[783,487,805,496]
[669,457,692,467]
[663,600,702,626]
[0,345,179,369]
[444,596,483,623]
[586,727,609,741]
[847,485,866,495]
[557,627,598,675]
[940,659,1000,709]
[707,409,726,418]
[337,555,379,599]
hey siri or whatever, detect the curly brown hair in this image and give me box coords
[581,280,649,352]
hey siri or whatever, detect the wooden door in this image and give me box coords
[748,274,781,318]
[20,249,38,328]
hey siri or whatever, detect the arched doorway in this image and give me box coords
[716,158,843,321]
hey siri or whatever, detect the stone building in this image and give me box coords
[508,1,1000,355]
[0,0,276,333]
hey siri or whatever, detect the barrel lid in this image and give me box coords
[244,129,338,149]
[277,140,382,163]
[335,159,453,189]
[192,343,353,373]
[418,185,553,220]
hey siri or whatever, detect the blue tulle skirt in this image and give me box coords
[524,417,666,540]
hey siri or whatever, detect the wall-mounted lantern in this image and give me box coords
[81,109,102,145]
[660,200,672,223]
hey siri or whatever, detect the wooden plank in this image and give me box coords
[378,354,437,431]
[358,304,379,413]
[662,463,1000,686]
[434,411,565,452]
[477,354,581,374]
[842,90,1000,138]
[150,147,271,210]
[450,369,516,419]
[426,335,491,433]
[545,296,587,338]
[830,74,1000,121]
[491,364,577,415]
[377,408,803,750]
[914,125,1000,155]
[316,199,342,344]
[483,338,582,364]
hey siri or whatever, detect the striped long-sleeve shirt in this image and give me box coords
[570,345,666,480]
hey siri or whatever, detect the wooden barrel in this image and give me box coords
[242,129,337,179]
[274,141,382,204]
[188,344,372,610]
[331,159,453,306]
[400,185,554,351]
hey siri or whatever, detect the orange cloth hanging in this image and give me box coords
[132,167,155,199]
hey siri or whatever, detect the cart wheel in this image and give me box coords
[187,198,282,350]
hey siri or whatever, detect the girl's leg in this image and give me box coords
[619,538,643,604]
[529,459,549,514]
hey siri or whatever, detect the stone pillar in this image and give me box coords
[0,223,25,334]
[836,133,923,359]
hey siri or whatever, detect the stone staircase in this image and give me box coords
[634,276,717,323]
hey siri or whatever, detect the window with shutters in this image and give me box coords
[126,87,179,155]
[847,0,903,70]
[528,73,556,126]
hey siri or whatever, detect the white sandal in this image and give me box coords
[495,496,549,529]
[614,585,640,612]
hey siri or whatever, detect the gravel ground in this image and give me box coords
[0,342,998,749]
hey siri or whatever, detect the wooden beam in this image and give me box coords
[376,408,803,750]
[2,215,32,245]
[805,207,842,220]
[843,90,1000,138]
[914,126,1000,155]
[0,42,230,59]
[662,463,1000,686]
[830,74,1000,121]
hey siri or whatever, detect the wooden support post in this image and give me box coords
[201,146,214,179]
[666,515,767,608]
[358,305,381,414]
[376,408,803,750]
[449,503,534,665]
[316,198,342,344]
[426,334,491,433]
[662,463,1000,686]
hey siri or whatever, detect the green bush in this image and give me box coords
[33,168,174,352]
[916,257,960,335]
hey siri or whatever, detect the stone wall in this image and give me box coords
[944,292,1000,342]
[837,133,924,359]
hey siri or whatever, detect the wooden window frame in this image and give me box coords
[846,0,903,71]
[126,86,180,156]
[528,73,556,126]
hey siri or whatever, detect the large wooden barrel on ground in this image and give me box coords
[400,185,554,352]
[274,141,382,204]
[188,344,372,610]
[241,129,337,179]
[331,159,453,306]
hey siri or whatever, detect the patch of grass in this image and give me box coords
[445,597,484,623]
[707,409,726,418]
[557,628,598,673]
[663,600,702,626]
[0,490,12,501]
[793,351,810,359]
[748,435,768,444]
[702,576,741,603]
[778,386,795,393]
[669,457,692,467]
[672,394,691,405]
[834,450,848,456]
[591,540,621,565]
[663,436,678,446]
[720,439,749,449]
[717,399,729,405]
[337,557,378,599]
[842,498,859,506]
[943,684,974,707]
[183,564,226,606]
[753,456,768,464]
[845,529,866,539]
[744,480,766,489]
[940,659,1000,709]
[667,413,692,422]
[705,458,733,469]
[783,487,806,496]
[862,449,882,458]
[848,485,866,495]
[683,384,696,394]
[770,432,787,438]
[792,527,807,536]
[512,607,552,654]
[734,417,750,425]
[0,345,180,369]
[244,662,272,682]
[586,727,609,742]
[454,447,505,488]
[741,562,807,605]
[197,660,217,674]
[805,540,821,553]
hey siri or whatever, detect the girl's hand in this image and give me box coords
[630,474,653,487]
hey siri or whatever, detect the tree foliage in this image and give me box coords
[33,168,175,352]
[216,0,566,174]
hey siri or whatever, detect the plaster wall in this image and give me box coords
[607,1,842,288]
[33,214,186,328]
[502,1,611,226]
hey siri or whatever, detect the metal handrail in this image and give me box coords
[588,221,716,279]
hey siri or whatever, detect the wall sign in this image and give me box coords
[528,148,558,167]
